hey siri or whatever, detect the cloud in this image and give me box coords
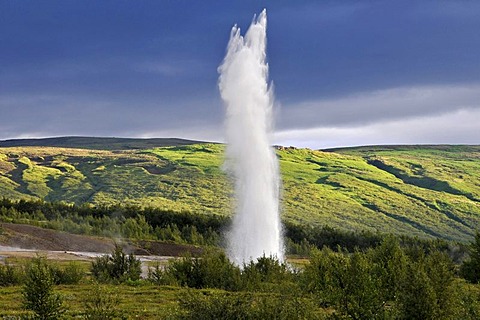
[132,59,206,77]
[278,84,480,129]
[275,108,480,149]
[2,82,479,149]
[0,92,223,140]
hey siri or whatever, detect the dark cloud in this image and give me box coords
[1,1,479,146]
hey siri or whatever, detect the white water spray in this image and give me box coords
[218,9,284,265]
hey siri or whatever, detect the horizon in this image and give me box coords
[0,135,478,151]
[1,1,479,149]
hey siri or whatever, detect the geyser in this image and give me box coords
[218,9,284,265]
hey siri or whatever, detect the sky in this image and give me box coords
[1,1,479,149]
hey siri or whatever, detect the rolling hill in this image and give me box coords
[0,138,479,242]
[0,136,206,150]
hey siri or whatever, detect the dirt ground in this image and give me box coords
[0,222,203,261]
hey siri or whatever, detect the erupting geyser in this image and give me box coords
[218,9,284,265]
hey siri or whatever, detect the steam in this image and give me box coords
[218,9,284,265]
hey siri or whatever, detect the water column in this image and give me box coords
[218,9,284,265]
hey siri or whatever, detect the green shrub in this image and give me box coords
[425,251,458,318]
[241,255,295,292]
[55,261,84,285]
[176,290,321,320]
[396,258,436,320]
[82,284,120,320]
[162,251,296,292]
[0,262,24,286]
[163,249,241,290]
[91,244,141,283]
[23,259,84,286]
[147,263,171,285]
[329,251,387,319]
[22,257,65,319]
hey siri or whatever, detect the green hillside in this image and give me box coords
[0,141,479,242]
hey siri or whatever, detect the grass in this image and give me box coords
[0,143,479,242]
[0,283,185,318]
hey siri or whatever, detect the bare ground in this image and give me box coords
[0,223,203,259]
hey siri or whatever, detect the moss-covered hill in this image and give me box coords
[0,141,479,242]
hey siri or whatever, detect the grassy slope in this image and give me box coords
[0,143,479,242]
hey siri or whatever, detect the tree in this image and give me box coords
[22,257,65,320]
[397,251,459,320]
[425,251,459,319]
[302,247,387,319]
[461,231,480,283]
[397,260,437,320]
[369,236,407,301]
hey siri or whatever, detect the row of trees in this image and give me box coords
[0,198,464,258]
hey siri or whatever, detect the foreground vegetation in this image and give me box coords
[1,234,480,319]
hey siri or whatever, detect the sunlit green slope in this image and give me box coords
[0,143,479,242]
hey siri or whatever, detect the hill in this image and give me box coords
[0,136,205,150]
[0,138,479,242]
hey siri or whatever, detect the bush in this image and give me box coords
[241,255,294,292]
[64,261,84,284]
[82,284,120,320]
[50,261,84,285]
[91,244,142,283]
[22,257,65,319]
[162,249,241,290]
[0,262,24,286]
[176,290,320,320]
[147,263,171,285]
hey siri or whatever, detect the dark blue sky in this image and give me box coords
[1,1,479,148]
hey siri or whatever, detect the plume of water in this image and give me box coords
[218,9,284,265]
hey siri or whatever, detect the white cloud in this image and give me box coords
[2,83,479,149]
[133,59,205,76]
[274,108,480,149]
[278,84,480,129]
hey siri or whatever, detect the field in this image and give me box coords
[0,139,479,242]
[0,282,185,318]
